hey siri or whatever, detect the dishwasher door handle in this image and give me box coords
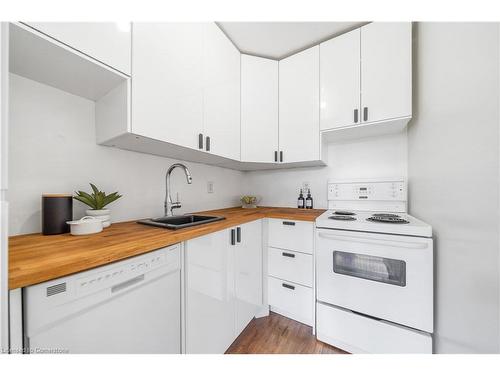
[111,274,145,293]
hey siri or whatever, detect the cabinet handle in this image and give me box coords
[236,227,241,243]
[274,151,278,162]
[198,133,203,149]
[363,107,368,122]
[282,221,295,226]
[282,252,295,258]
[280,151,283,163]
[354,109,359,123]
[205,136,211,152]
[282,283,295,290]
[230,229,235,246]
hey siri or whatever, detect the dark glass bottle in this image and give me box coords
[297,189,305,209]
[305,189,313,209]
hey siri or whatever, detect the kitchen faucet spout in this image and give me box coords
[165,163,192,216]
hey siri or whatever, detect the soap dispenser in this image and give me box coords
[305,189,313,209]
[297,189,305,209]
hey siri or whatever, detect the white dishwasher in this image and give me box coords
[24,244,181,354]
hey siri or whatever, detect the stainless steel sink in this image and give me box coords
[137,215,225,230]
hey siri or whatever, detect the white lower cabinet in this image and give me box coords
[268,277,313,326]
[267,219,314,254]
[235,220,263,334]
[266,218,315,327]
[268,247,313,287]
[185,220,262,353]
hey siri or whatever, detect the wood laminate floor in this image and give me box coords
[226,312,348,354]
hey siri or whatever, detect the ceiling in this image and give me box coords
[217,22,367,60]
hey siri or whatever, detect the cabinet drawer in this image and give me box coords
[268,219,314,254]
[268,276,313,326]
[316,303,432,354]
[268,247,313,287]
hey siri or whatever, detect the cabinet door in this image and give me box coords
[279,45,320,163]
[131,23,204,150]
[361,22,412,123]
[234,220,263,334]
[185,229,236,353]
[203,23,241,160]
[26,22,131,75]
[241,55,279,163]
[320,29,361,130]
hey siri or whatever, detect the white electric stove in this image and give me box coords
[315,179,434,354]
[316,210,432,237]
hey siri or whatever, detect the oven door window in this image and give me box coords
[332,251,406,287]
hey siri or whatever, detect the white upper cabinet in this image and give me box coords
[360,22,412,123]
[241,54,279,163]
[279,45,320,163]
[131,23,204,151]
[320,28,361,130]
[131,23,240,159]
[25,22,131,75]
[202,23,241,160]
[320,22,411,133]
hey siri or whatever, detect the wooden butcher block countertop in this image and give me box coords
[9,206,325,290]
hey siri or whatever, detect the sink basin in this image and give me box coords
[137,215,225,230]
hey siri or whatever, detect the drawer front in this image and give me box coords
[316,303,432,354]
[268,247,313,287]
[268,219,314,254]
[268,276,313,326]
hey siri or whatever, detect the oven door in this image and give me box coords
[316,229,433,333]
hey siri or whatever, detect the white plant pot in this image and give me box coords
[86,209,111,228]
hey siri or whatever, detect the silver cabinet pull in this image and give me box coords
[363,107,368,121]
[354,108,359,123]
[111,274,145,293]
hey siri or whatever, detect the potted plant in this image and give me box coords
[240,195,259,209]
[73,183,122,228]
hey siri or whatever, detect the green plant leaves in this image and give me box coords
[73,183,122,210]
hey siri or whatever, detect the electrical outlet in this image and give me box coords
[302,181,310,191]
[207,181,214,194]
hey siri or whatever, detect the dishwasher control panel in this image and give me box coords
[29,244,181,308]
[77,252,167,293]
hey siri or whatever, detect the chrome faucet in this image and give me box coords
[165,163,192,216]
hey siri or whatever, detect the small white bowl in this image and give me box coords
[67,216,103,236]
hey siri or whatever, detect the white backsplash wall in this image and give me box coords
[243,132,408,208]
[408,23,499,353]
[8,74,244,235]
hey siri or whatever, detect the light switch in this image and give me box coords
[207,181,214,194]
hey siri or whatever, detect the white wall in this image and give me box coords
[408,23,499,353]
[8,74,244,235]
[243,132,407,208]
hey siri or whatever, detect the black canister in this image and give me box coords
[42,194,73,235]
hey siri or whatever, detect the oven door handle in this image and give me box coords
[317,232,429,249]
